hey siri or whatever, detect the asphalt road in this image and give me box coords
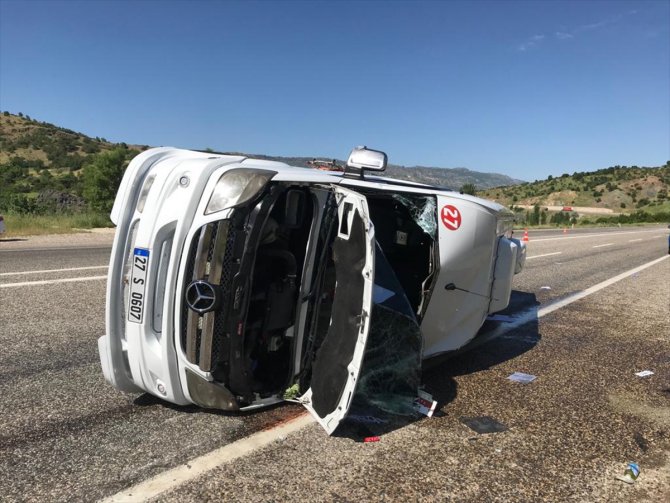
[0,225,668,502]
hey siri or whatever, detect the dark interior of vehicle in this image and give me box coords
[365,194,435,317]
[239,188,436,405]
[245,188,313,395]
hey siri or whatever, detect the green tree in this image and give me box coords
[460,183,477,195]
[529,204,541,225]
[82,148,129,212]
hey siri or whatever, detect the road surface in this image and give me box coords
[1,226,668,502]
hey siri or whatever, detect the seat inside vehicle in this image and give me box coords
[243,188,314,394]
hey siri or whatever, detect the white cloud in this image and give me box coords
[518,34,545,51]
[519,9,640,51]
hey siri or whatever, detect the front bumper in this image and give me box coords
[99,148,246,404]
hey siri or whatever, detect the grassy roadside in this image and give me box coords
[0,211,113,237]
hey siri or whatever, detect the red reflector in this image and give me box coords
[363,436,380,443]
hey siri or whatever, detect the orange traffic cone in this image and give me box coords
[522,228,529,242]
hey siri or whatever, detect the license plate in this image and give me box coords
[128,248,149,324]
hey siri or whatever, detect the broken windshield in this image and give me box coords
[392,193,437,236]
[350,243,422,418]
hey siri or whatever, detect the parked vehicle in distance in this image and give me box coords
[99,146,526,434]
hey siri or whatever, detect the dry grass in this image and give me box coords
[0,211,113,237]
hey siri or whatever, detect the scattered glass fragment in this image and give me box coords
[460,416,507,434]
[507,372,537,384]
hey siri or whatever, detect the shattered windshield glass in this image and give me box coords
[350,244,422,418]
[392,194,437,237]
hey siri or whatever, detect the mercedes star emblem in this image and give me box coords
[185,280,220,314]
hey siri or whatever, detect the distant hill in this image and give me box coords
[205,152,523,190]
[0,112,146,168]
[478,163,670,223]
[0,111,520,206]
[0,112,150,212]
[3,111,667,223]
[384,164,523,190]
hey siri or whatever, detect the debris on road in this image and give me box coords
[615,462,640,484]
[507,372,537,384]
[634,370,654,378]
[283,383,301,400]
[540,286,552,290]
[460,416,508,434]
[413,390,438,417]
[354,423,381,443]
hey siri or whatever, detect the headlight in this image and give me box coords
[205,168,276,215]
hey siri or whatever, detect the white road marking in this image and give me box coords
[538,255,669,317]
[99,413,315,503]
[628,239,643,242]
[593,243,614,248]
[464,255,670,352]
[531,229,664,243]
[0,265,108,277]
[98,253,670,503]
[0,275,107,288]
[0,245,111,253]
[526,252,562,260]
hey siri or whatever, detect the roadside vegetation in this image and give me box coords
[478,162,670,227]
[0,112,147,236]
[2,211,114,236]
[1,111,668,235]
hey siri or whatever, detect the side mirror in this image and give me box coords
[346,146,387,172]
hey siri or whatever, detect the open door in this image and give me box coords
[300,186,375,434]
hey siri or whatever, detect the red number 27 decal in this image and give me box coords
[441,205,462,230]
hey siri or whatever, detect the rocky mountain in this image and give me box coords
[225,151,523,190]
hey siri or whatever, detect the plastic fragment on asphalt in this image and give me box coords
[460,416,507,434]
[508,372,537,384]
[413,390,437,417]
[615,462,640,484]
[540,286,551,290]
[363,436,381,443]
[634,370,654,377]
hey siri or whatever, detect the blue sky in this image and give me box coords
[1,0,668,181]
